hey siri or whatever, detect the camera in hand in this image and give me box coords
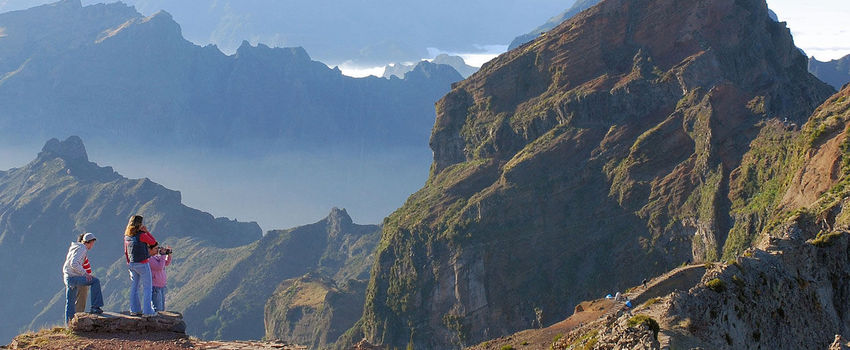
[159,247,172,255]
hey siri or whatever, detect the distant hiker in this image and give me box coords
[624,298,633,315]
[124,215,158,316]
[614,291,622,301]
[63,232,104,323]
[642,278,648,288]
[74,234,94,313]
[149,244,172,312]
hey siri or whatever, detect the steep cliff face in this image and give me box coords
[0,136,261,343]
[352,0,834,348]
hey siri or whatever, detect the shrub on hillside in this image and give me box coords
[627,314,660,339]
[706,278,726,293]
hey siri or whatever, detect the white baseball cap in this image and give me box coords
[82,232,97,242]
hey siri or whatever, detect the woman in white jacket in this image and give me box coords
[62,232,104,323]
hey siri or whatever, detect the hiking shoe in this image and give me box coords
[89,307,104,314]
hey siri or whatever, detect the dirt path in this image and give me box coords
[465,264,707,350]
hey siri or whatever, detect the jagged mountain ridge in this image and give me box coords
[0,0,462,153]
[345,0,835,348]
[0,136,261,343]
[809,54,850,90]
[383,54,478,79]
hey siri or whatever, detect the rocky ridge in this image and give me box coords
[347,0,835,348]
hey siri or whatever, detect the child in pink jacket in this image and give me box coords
[148,245,172,312]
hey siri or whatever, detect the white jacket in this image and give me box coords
[62,242,88,282]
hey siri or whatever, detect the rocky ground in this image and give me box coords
[1,312,306,350]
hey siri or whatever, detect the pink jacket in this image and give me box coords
[149,254,171,287]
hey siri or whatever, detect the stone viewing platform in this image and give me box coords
[68,311,186,334]
[3,312,308,349]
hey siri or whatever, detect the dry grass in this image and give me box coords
[9,327,75,348]
[289,282,330,308]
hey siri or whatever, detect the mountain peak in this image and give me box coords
[403,60,463,82]
[39,136,88,162]
[327,207,353,227]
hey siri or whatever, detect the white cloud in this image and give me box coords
[335,61,386,78]
[427,44,508,68]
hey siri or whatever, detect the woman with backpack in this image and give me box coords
[123,215,158,316]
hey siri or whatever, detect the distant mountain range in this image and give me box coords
[0,0,464,229]
[809,54,850,90]
[382,54,478,79]
[0,0,575,65]
[0,0,461,153]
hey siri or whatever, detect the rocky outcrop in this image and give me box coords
[351,0,835,348]
[69,312,186,334]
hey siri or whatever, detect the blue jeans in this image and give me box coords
[152,286,166,312]
[65,276,103,323]
[128,262,155,315]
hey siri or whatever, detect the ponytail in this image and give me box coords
[77,233,85,243]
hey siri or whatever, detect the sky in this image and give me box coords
[767,0,850,61]
[337,0,850,77]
